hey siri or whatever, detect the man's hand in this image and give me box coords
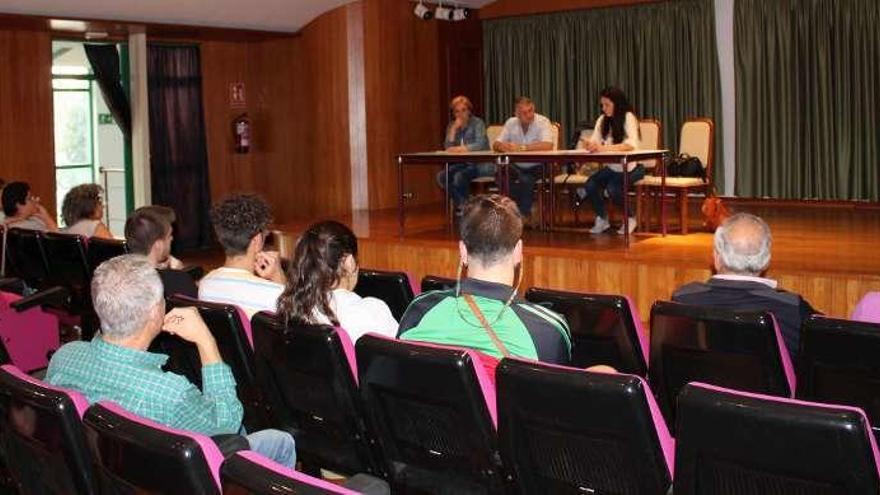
[585,140,601,152]
[445,145,468,153]
[255,251,285,284]
[494,141,517,152]
[164,307,222,365]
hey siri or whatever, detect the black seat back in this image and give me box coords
[497,358,672,494]
[356,334,502,494]
[4,228,50,290]
[83,401,222,494]
[353,269,414,320]
[525,288,648,375]
[798,315,880,434]
[420,275,456,293]
[0,364,95,494]
[41,232,92,299]
[648,301,794,427]
[221,450,358,494]
[150,295,268,431]
[85,237,127,273]
[251,312,379,476]
[676,382,880,494]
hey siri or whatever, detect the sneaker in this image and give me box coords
[589,216,610,234]
[617,217,637,235]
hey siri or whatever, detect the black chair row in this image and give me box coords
[0,364,356,494]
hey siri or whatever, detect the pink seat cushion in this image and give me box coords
[96,401,225,490]
[624,296,650,364]
[769,314,796,396]
[0,364,89,418]
[236,450,360,494]
[334,326,359,385]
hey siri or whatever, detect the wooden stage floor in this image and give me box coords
[275,200,880,320]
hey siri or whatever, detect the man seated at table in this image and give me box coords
[492,96,554,225]
[436,95,491,216]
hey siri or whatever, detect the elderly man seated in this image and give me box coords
[672,213,817,359]
[46,255,296,467]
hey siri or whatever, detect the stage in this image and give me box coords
[273,199,880,321]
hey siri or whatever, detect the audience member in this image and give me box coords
[277,220,397,342]
[1,181,57,231]
[436,95,491,214]
[492,96,555,223]
[46,255,295,466]
[398,194,571,366]
[125,205,197,298]
[851,292,880,323]
[60,183,113,239]
[199,194,284,317]
[672,213,817,359]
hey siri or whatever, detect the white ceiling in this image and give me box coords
[0,0,494,33]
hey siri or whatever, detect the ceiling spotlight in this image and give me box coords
[413,1,433,20]
[452,7,469,21]
[435,4,452,21]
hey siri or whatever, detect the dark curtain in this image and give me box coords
[147,44,212,249]
[735,0,879,200]
[84,44,132,137]
[483,0,723,188]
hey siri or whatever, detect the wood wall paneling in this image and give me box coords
[0,27,56,214]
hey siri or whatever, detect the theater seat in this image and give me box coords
[525,288,648,376]
[496,358,672,494]
[252,311,382,476]
[356,333,502,494]
[676,382,880,494]
[83,401,224,494]
[221,450,360,494]
[798,315,880,439]
[353,269,416,320]
[85,237,127,274]
[3,227,51,291]
[420,275,456,293]
[648,301,795,428]
[0,364,94,494]
[0,287,63,372]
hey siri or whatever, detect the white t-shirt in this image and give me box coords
[312,288,398,342]
[589,112,641,172]
[198,267,284,319]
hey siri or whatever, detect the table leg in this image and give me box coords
[397,157,405,238]
[661,153,668,236]
[445,162,452,232]
[622,157,630,248]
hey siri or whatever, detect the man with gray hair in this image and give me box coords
[672,213,816,359]
[46,255,296,467]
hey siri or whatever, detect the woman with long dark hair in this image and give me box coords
[276,221,397,341]
[576,87,644,235]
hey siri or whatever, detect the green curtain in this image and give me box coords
[483,0,723,189]
[736,0,879,200]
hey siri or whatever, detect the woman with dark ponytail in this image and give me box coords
[575,87,644,235]
[277,221,398,341]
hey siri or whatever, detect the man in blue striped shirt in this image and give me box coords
[47,255,295,466]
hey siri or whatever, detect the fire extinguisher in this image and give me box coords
[233,113,251,154]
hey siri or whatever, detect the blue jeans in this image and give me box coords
[246,429,296,467]
[508,164,543,217]
[436,162,496,208]
[579,165,645,219]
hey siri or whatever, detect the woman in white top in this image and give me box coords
[276,220,398,342]
[60,184,113,239]
[575,87,644,235]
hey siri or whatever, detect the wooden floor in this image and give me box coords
[269,199,880,320]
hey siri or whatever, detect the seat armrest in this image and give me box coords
[183,265,205,281]
[10,286,71,312]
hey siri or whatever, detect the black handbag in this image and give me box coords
[666,154,705,179]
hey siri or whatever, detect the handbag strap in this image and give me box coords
[463,293,511,358]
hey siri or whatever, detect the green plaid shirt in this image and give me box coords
[46,337,243,436]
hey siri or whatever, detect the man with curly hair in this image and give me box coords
[199,194,285,317]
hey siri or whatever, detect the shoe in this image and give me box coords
[617,217,637,235]
[589,216,610,234]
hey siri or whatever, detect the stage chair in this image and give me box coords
[0,364,95,494]
[148,295,270,432]
[0,286,64,372]
[524,288,648,376]
[420,275,456,293]
[3,227,51,291]
[251,312,382,477]
[221,450,362,495]
[675,382,880,494]
[648,301,795,428]
[352,268,416,321]
[797,315,880,439]
[82,401,225,494]
[356,333,503,494]
[84,237,127,273]
[496,358,673,494]
[636,118,714,234]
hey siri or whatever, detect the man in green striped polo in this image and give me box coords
[398,194,572,364]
